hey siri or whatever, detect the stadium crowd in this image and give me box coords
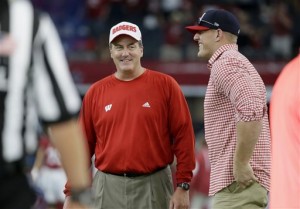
[31,0,300,61]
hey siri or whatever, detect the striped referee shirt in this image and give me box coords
[0,0,81,169]
[204,44,271,196]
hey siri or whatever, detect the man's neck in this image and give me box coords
[115,67,145,81]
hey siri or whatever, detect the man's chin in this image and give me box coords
[119,67,133,72]
[197,52,208,61]
[119,63,132,69]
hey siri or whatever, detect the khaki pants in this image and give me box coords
[212,181,268,209]
[91,166,173,209]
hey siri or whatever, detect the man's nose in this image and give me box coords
[193,33,199,41]
[121,48,130,56]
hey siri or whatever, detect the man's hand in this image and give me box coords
[233,161,257,188]
[169,187,189,209]
[63,196,90,209]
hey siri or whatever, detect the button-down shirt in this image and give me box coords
[204,44,271,196]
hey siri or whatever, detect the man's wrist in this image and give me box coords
[177,182,190,191]
[234,159,249,166]
[70,187,93,206]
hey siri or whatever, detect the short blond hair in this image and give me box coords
[224,31,238,43]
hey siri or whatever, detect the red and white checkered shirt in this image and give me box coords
[204,44,271,196]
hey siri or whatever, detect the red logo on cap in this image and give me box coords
[112,25,137,34]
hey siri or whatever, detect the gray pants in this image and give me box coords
[212,181,268,209]
[91,166,174,209]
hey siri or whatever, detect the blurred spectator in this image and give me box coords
[160,10,185,61]
[142,13,164,59]
[31,135,67,209]
[234,6,270,59]
[85,0,110,38]
[161,0,182,19]
[190,136,212,209]
[269,1,293,59]
[123,0,148,25]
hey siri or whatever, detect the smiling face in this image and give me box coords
[192,29,238,61]
[193,29,219,61]
[110,35,144,80]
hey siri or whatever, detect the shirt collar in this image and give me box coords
[207,44,238,70]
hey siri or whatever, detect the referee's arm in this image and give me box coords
[33,12,92,206]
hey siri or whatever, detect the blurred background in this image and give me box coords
[30,0,300,130]
[29,1,299,208]
[31,0,300,62]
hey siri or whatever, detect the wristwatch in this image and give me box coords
[177,182,190,191]
[70,188,93,206]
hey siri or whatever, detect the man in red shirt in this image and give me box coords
[64,21,195,209]
[270,53,300,209]
[186,9,271,209]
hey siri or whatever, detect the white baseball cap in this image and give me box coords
[109,21,142,43]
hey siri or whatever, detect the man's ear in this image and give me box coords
[140,47,144,58]
[215,29,223,42]
[109,44,113,58]
[109,48,113,58]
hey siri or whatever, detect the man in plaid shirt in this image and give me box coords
[186,9,271,209]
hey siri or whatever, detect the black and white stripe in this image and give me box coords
[0,0,81,165]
